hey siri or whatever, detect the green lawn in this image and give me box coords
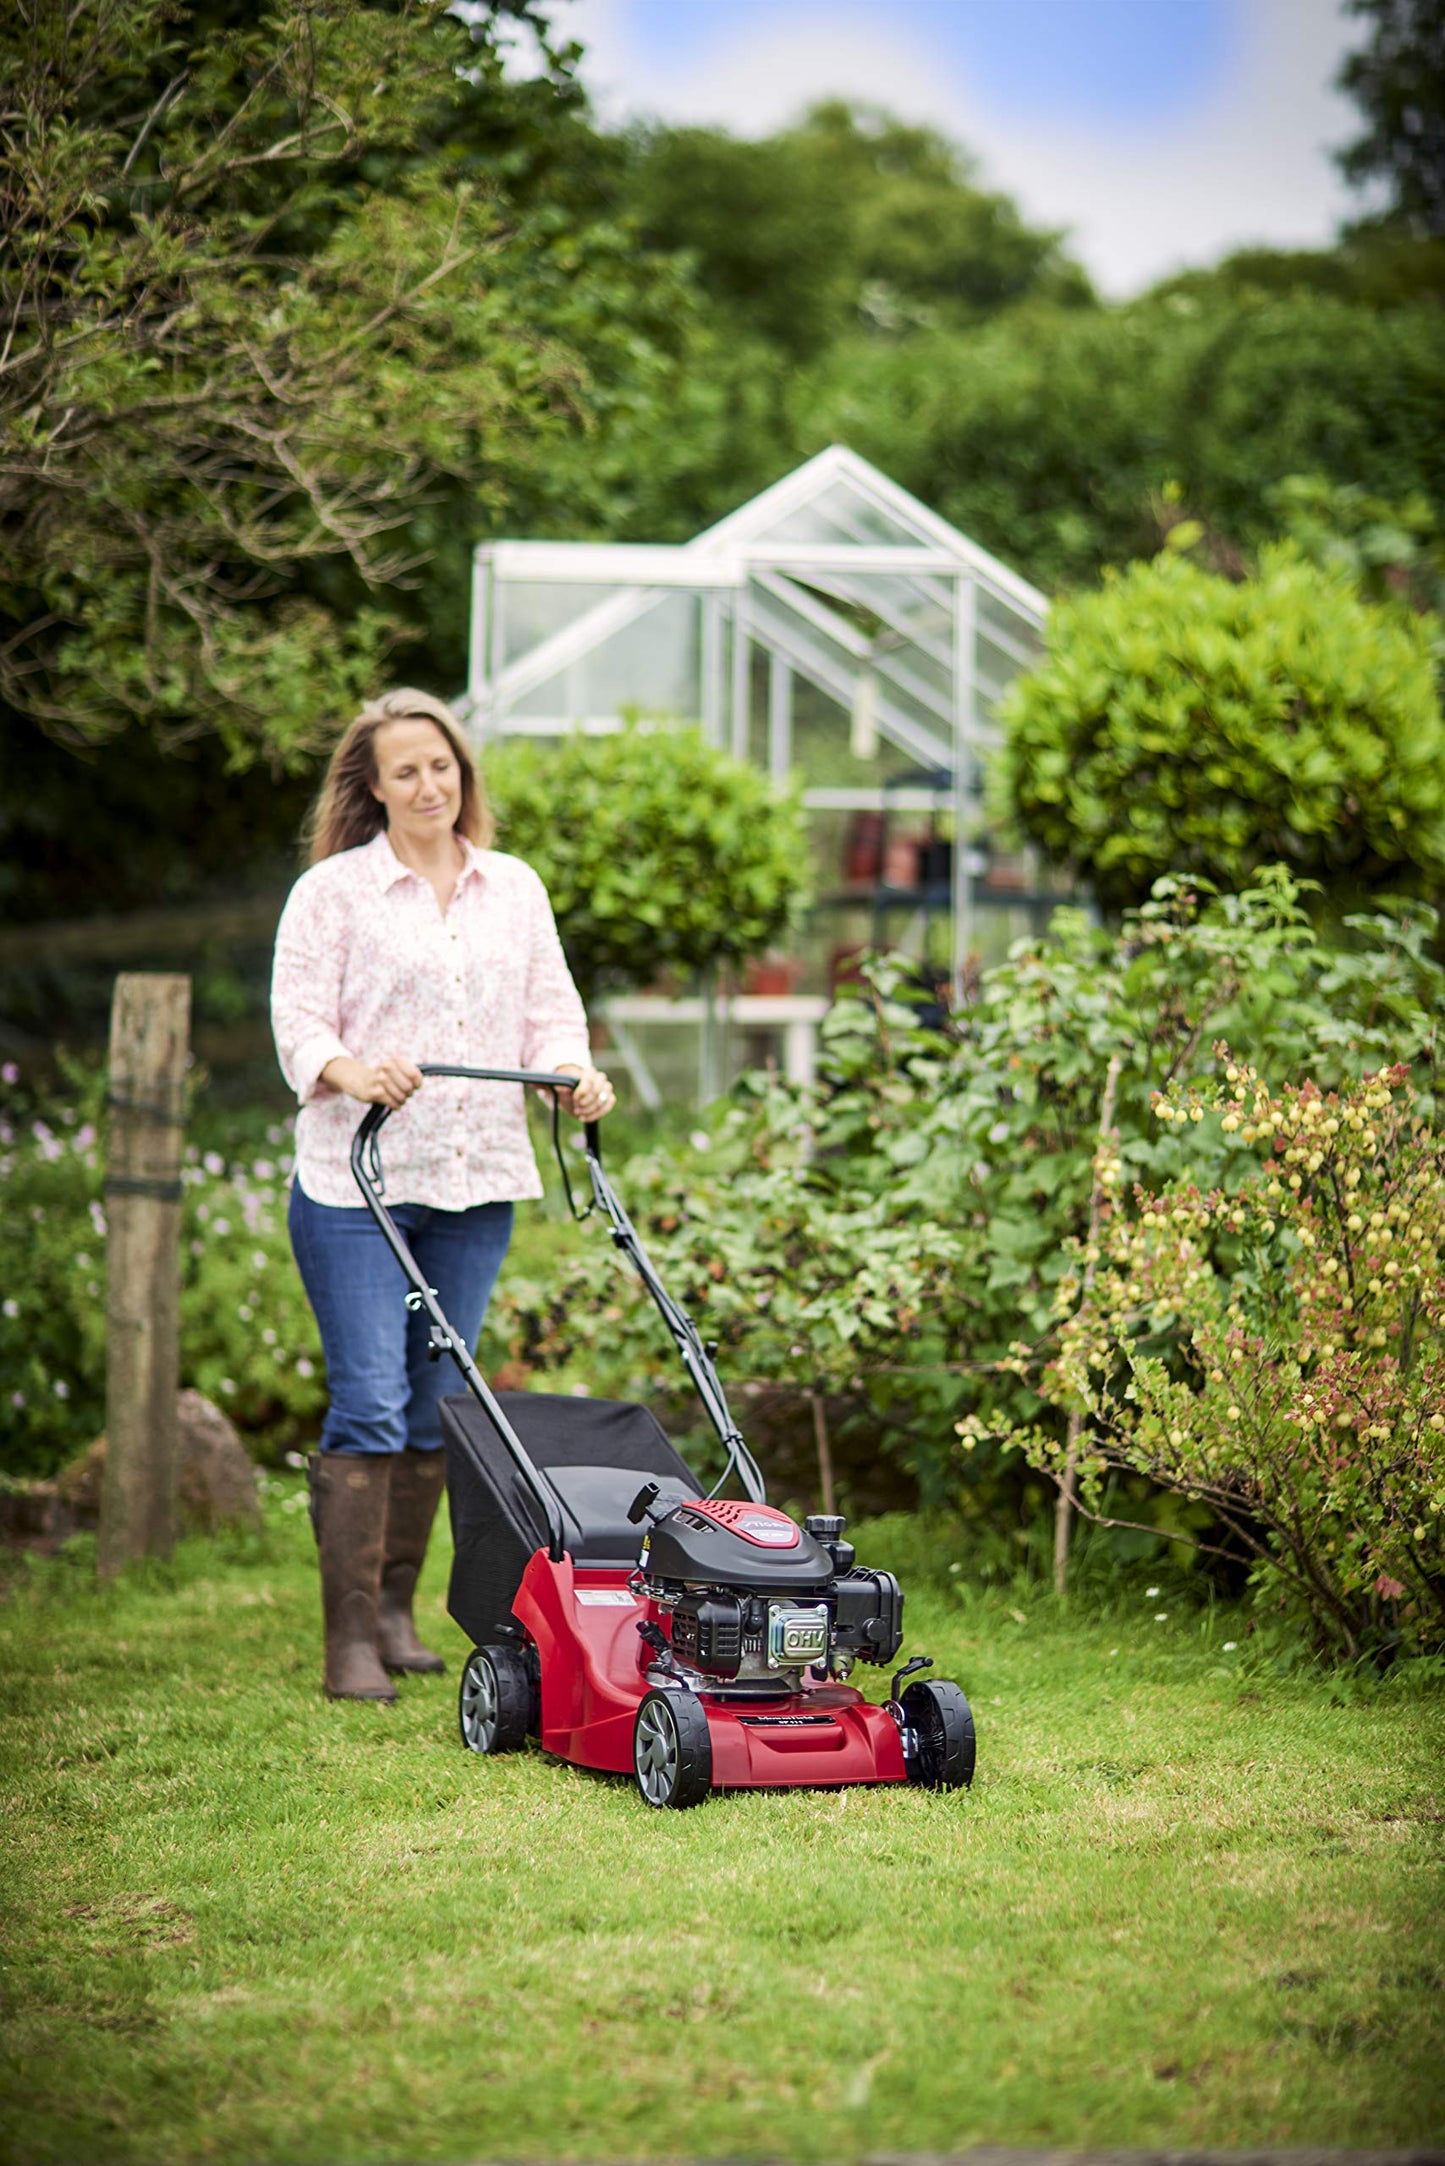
[1,1492,1441,2165]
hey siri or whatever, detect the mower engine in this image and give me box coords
[632,1491,903,1691]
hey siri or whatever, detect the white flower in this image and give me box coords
[295,1356,315,1379]
[1145,1586,1160,1598]
[53,1379,69,1400]
[212,1218,230,1237]
[1222,1641,1238,1652]
[1153,1612,1168,1622]
[689,1130,710,1152]
[261,1328,277,1346]
[203,1151,225,1177]
[1,1298,17,1319]
[218,1377,236,1395]
[252,1159,275,1181]
[284,1450,306,1470]
[252,1250,268,1270]
[237,1305,252,1323]
[988,1121,1012,1145]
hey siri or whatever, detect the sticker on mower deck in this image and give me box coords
[574,1588,637,1607]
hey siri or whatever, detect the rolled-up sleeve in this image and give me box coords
[520,871,591,1076]
[271,872,351,1106]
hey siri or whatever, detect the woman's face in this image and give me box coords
[371,718,463,846]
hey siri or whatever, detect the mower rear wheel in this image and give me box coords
[902,1678,976,1790]
[633,1689,712,1809]
[459,1644,532,1755]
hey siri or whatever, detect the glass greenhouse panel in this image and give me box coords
[496,588,703,727]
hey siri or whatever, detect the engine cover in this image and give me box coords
[643,1503,832,1592]
[831,1569,904,1664]
[670,1592,745,1677]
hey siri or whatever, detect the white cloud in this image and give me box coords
[564,0,1367,296]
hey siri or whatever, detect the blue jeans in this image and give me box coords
[288,1183,514,1455]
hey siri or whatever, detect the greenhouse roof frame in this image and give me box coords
[464,445,1049,983]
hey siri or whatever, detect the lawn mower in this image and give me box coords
[351,1063,976,1809]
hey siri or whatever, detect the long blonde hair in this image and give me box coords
[305,689,493,864]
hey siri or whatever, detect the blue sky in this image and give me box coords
[624,0,1240,128]
[557,0,1364,294]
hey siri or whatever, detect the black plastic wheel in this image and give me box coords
[632,1689,712,1809]
[458,1644,533,1755]
[901,1678,976,1790]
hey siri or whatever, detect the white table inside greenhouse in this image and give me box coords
[599,993,831,1106]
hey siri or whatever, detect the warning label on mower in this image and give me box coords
[574,1589,637,1607]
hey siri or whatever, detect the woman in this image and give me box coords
[271,688,614,1702]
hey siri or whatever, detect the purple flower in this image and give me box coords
[1,1062,18,1085]
[89,1201,107,1238]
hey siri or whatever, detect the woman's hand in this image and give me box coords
[321,1053,424,1109]
[555,1063,616,1121]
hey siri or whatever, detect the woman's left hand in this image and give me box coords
[555,1063,616,1121]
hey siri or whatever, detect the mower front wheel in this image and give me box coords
[633,1689,712,1809]
[459,1644,532,1755]
[902,1678,976,1790]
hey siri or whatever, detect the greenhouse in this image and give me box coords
[462,446,1058,1098]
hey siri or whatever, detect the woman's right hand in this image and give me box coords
[320,1053,424,1109]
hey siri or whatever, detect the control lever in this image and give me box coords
[890,1653,933,1702]
[628,1480,661,1525]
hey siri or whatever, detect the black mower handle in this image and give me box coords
[349,1061,765,1532]
[348,1063,609,1563]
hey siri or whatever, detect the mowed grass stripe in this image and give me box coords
[0,1491,1441,2165]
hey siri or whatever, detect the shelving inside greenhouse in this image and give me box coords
[462,446,1066,1097]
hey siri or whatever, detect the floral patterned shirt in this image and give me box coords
[270,831,591,1208]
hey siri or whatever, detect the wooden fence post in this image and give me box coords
[98,974,191,1578]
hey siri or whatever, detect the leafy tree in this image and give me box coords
[806,293,1445,592]
[998,544,1445,910]
[1148,234,1445,311]
[1337,0,1445,236]
[619,101,1092,365]
[481,728,810,998]
[0,0,690,771]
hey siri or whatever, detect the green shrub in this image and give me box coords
[482,727,810,998]
[0,1066,322,1482]
[1016,1064,1445,1658]
[493,873,1445,1576]
[999,545,1445,910]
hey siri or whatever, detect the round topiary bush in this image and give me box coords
[481,726,810,998]
[998,544,1445,910]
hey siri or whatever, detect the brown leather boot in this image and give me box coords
[377,1448,447,1675]
[310,1453,396,1702]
